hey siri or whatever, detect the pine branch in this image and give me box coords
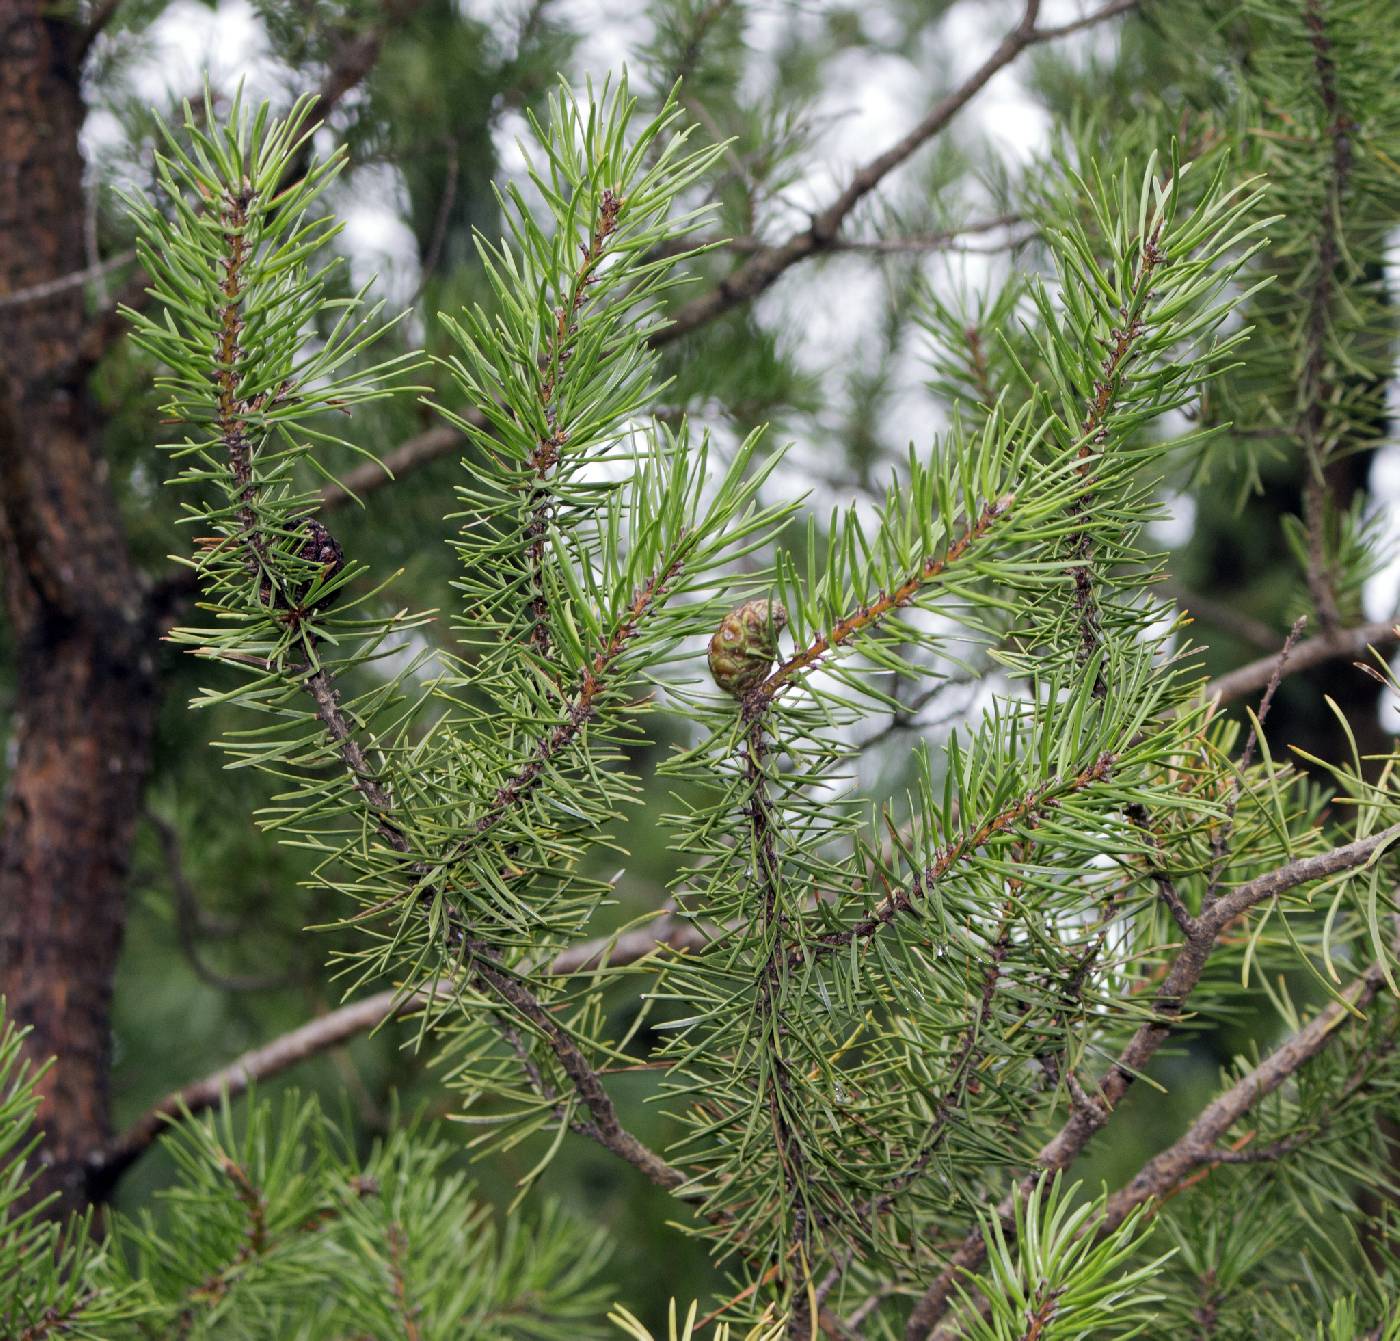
[870,898,1019,1217]
[752,494,1014,705]
[455,553,685,852]
[524,187,624,658]
[144,420,472,621]
[1067,222,1165,696]
[127,92,750,1233]
[203,174,409,852]
[467,953,690,1194]
[790,752,1116,967]
[15,1292,101,1341]
[386,1223,424,1341]
[904,820,1400,1339]
[655,0,1139,346]
[1096,954,1391,1236]
[741,714,815,1336]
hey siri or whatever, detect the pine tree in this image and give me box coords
[5,2,1400,1339]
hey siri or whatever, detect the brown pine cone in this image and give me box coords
[708,598,787,697]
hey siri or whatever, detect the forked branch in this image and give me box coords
[655,0,1139,346]
[904,820,1400,1339]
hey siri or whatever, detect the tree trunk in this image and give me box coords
[0,3,156,1216]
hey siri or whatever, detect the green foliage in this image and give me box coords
[103,1092,613,1339]
[950,1178,1166,1340]
[0,1001,613,1339]
[610,1298,786,1341]
[0,1010,149,1337]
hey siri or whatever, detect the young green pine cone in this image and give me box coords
[708,598,788,696]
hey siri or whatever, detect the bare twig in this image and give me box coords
[409,144,460,303]
[1202,620,1397,708]
[88,986,447,1194]
[309,0,428,126]
[81,0,423,367]
[318,424,472,511]
[718,216,1032,258]
[86,903,715,1192]
[546,910,713,974]
[1203,822,1400,931]
[0,248,136,310]
[655,0,1139,347]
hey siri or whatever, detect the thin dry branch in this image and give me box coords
[88,986,443,1194]
[319,423,471,512]
[1203,822,1400,932]
[87,912,714,1192]
[0,248,137,311]
[654,0,1139,347]
[1163,578,1279,651]
[1202,620,1397,707]
[718,215,1032,257]
[546,911,712,974]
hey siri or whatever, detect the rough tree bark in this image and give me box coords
[0,3,158,1215]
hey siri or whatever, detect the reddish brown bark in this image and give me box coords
[0,4,157,1214]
